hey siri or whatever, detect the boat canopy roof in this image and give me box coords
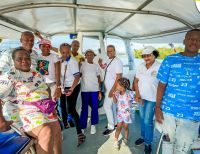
[0,0,199,43]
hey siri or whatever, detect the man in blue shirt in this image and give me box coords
[156,29,200,154]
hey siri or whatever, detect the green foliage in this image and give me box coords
[133,47,184,59]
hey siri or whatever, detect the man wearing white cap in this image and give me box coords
[134,46,160,154]
[37,39,61,100]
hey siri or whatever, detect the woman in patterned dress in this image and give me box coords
[0,47,62,154]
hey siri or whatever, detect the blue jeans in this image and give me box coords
[139,100,155,145]
[162,114,200,154]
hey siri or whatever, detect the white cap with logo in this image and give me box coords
[142,46,156,55]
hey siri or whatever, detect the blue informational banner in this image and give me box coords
[70,33,77,39]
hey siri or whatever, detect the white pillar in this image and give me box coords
[77,32,106,56]
[124,39,135,70]
[77,32,83,53]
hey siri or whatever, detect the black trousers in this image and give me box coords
[60,84,82,134]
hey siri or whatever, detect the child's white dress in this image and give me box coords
[115,90,135,124]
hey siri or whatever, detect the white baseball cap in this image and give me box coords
[142,46,156,55]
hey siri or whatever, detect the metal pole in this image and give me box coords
[123,39,135,70]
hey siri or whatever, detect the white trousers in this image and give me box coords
[103,91,117,130]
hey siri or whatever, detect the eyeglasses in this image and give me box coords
[142,54,152,58]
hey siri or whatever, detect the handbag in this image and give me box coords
[98,58,115,108]
[23,98,56,114]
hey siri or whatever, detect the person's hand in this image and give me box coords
[112,91,118,103]
[0,119,13,132]
[53,88,61,101]
[134,95,143,105]
[98,91,103,100]
[65,88,73,96]
[155,107,164,124]
[34,31,43,39]
[108,88,115,98]
[98,58,103,66]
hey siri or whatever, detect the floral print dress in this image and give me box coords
[0,68,57,132]
[115,90,135,124]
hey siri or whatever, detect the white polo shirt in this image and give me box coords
[80,62,101,92]
[37,53,59,83]
[60,56,80,87]
[135,60,161,102]
[104,57,123,91]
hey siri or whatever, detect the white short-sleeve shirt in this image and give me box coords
[104,57,123,91]
[135,60,161,102]
[37,53,59,83]
[80,62,100,92]
[60,56,80,87]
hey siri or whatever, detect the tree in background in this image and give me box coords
[134,47,184,59]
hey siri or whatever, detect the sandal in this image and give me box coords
[77,133,86,147]
[64,123,70,129]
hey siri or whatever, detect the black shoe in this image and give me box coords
[105,125,117,129]
[102,129,114,136]
[135,138,144,146]
[68,120,75,127]
[144,144,152,154]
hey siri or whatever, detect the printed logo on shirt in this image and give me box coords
[151,71,157,77]
[36,60,49,75]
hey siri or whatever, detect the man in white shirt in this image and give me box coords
[0,31,38,74]
[99,45,123,136]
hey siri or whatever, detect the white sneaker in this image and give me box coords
[122,139,128,146]
[113,140,119,150]
[90,125,96,134]
[82,129,85,134]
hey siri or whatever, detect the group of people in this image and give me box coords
[0,28,199,154]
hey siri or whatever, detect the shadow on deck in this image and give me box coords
[62,111,161,154]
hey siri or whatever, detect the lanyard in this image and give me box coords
[62,56,71,88]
